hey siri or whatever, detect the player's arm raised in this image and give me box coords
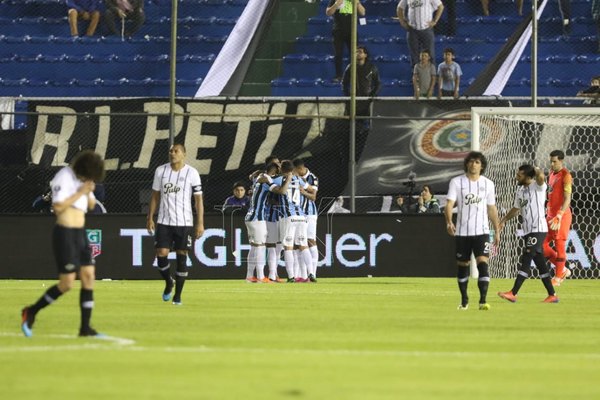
[444,199,456,236]
[534,167,545,186]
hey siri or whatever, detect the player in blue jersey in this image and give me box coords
[245,162,286,282]
[294,158,320,282]
[270,161,314,282]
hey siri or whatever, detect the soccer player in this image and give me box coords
[293,158,319,282]
[544,150,573,286]
[146,144,204,305]
[445,151,501,311]
[21,150,106,337]
[497,165,559,303]
[270,160,314,283]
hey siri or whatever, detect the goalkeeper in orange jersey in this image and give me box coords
[544,150,573,286]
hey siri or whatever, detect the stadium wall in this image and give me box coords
[0,214,455,279]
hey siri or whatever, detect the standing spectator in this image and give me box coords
[497,164,559,304]
[544,150,573,287]
[67,0,101,37]
[412,49,436,99]
[397,0,444,66]
[104,0,145,37]
[437,48,462,99]
[21,150,106,337]
[325,0,366,82]
[223,181,250,211]
[445,151,501,311]
[146,144,204,305]
[416,185,440,213]
[593,0,600,52]
[576,76,600,104]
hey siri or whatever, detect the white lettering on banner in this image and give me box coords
[132,102,185,169]
[336,233,366,267]
[185,102,223,175]
[224,103,268,171]
[195,228,226,266]
[120,228,148,266]
[234,228,251,267]
[30,106,77,166]
[254,102,286,165]
[369,233,394,266]
[297,102,346,148]
[94,105,120,170]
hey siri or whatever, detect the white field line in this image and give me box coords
[0,331,135,346]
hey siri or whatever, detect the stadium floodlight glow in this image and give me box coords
[471,107,600,279]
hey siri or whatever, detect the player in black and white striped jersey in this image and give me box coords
[445,151,501,311]
[146,144,204,305]
[497,165,559,304]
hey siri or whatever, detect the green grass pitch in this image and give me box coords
[1,278,599,400]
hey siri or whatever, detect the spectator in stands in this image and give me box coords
[437,48,462,99]
[412,49,436,100]
[416,185,441,213]
[389,195,414,213]
[397,0,444,66]
[576,76,600,104]
[328,196,351,213]
[67,0,101,37]
[223,181,250,211]
[325,0,366,82]
[104,0,145,38]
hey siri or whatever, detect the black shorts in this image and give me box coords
[53,225,94,274]
[523,232,547,255]
[455,234,490,262]
[155,224,193,251]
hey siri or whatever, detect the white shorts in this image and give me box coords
[280,216,308,247]
[245,220,267,245]
[266,221,279,244]
[306,215,317,240]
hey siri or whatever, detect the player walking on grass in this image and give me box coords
[544,150,573,286]
[146,144,204,305]
[445,151,500,311]
[498,165,559,304]
[21,150,105,337]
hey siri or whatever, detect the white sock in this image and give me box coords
[267,247,278,280]
[256,246,265,280]
[301,249,312,279]
[293,250,300,278]
[296,249,307,279]
[284,249,295,279]
[309,245,318,277]
[246,246,256,279]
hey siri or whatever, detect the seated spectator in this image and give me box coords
[415,185,440,213]
[437,48,462,99]
[223,181,250,211]
[328,196,351,213]
[104,0,145,38]
[389,195,416,213]
[577,76,600,104]
[67,0,101,37]
[412,49,436,100]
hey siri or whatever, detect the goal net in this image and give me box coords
[471,107,600,279]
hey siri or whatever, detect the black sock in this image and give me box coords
[79,288,94,331]
[512,270,528,295]
[477,262,490,304]
[157,256,171,282]
[30,284,63,314]
[536,255,555,295]
[457,266,470,306]
[173,253,188,302]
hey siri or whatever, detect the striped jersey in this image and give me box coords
[270,175,307,219]
[547,168,572,217]
[513,181,548,235]
[152,163,202,227]
[397,0,442,30]
[298,169,319,216]
[245,173,273,222]
[447,174,496,236]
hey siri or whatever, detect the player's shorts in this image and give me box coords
[53,225,94,274]
[245,220,268,245]
[266,221,279,244]
[155,224,193,251]
[455,234,490,262]
[306,215,317,240]
[280,216,308,247]
[546,211,572,241]
[523,232,547,255]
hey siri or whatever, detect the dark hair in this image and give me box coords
[71,150,105,182]
[518,164,536,179]
[281,160,294,173]
[357,45,369,60]
[265,155,279,166]
[232,181,246,190]
[463,151,488,174]
[422,184,434,196]
[419,49,431,56]
[292,158,305,168]
[550,150,565,160]
[443,48,455,55]
[265,162,279,174]
[172,143,186,153]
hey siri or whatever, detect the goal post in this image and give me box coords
[471,107,600,279]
